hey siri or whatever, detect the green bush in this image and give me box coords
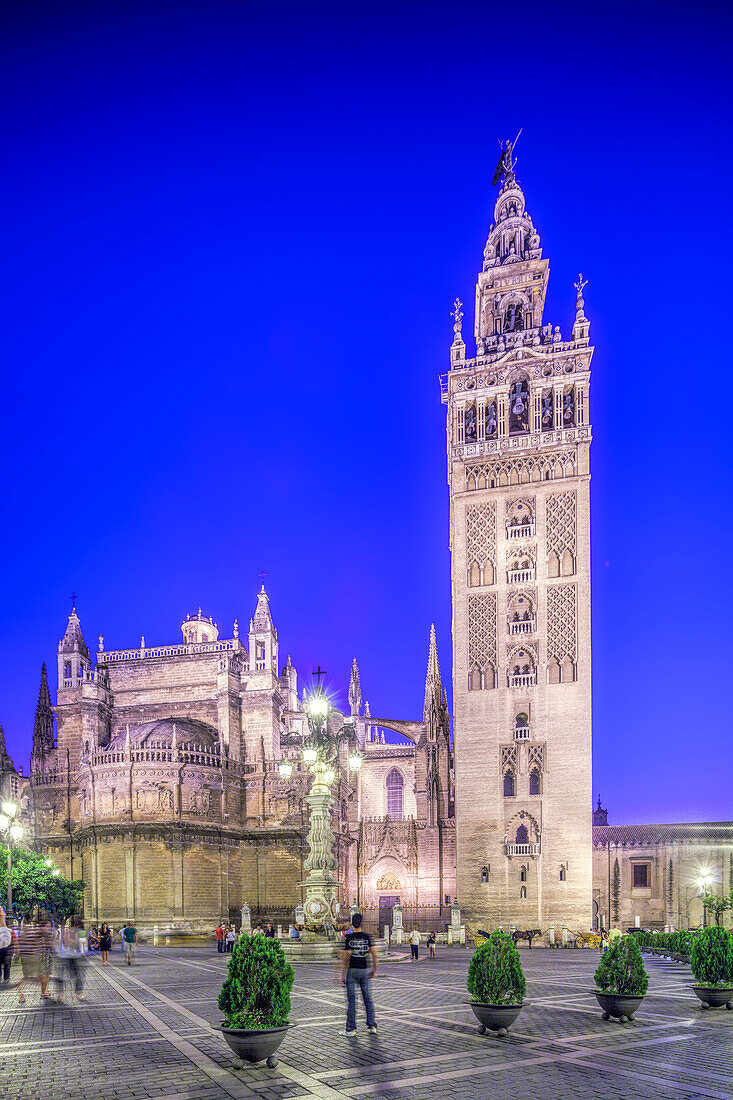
[594,935,649,996]
[690,926,733,987]
[467,930,526,1005]
[218,933,294,1029]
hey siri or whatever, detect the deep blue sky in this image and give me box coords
[1,2,731,823]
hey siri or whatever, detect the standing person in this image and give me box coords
[87,926,98,952]
[264,921,275,939]
[215,923,225,953]
[120,924,126,952]
[427,931,436,959]
[122,922,137,965]
[17,919,53,1004]
[0,907,14,985]
[339,913,377,1037]
[98,923,112,966]
[409,928,420,961]
[225,926,236,953]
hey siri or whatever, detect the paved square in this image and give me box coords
[1,945,731,1099]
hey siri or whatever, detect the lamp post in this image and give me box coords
[697,870,714,928]
[0,800,24,918]
[298,676,362,932]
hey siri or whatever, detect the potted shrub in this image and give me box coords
[593,934,648,1022]
[218,933,295,1067]
[690,926,733,1009]
[467,930,526,1037]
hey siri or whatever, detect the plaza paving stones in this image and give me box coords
[1,945,731,1099]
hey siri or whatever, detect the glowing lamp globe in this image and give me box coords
[349,752,362,771]
[278,759,293,779]
[322,768,335,785]
[302,747,317,766]
[1,801,16,818]
[0,815,8,831]
[9,824,23,842]
[308,696,329,718]
[51,868,60,877]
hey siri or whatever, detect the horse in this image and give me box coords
[512,928,542,948]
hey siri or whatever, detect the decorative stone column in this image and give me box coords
[300,761,341,930]
[240,903,251,933]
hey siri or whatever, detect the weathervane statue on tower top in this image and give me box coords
[451,297,463,334]
[491,128,522,188]
[574,273,588,299]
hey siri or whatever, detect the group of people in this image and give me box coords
[215,921,278,951]
[0,906,87,1004]
[85,922,137,964]
[407,928,437,961]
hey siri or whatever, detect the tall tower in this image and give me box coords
[444,141,593,932]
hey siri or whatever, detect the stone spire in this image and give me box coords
[348,658,362,717]
[450,297,465,367]
[250,585,276,634]
[423,624,444,722]
[0,723,9,765]
[58,608,90,660]
[32,662,55,759]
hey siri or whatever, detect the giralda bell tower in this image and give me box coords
[443,141,593,933]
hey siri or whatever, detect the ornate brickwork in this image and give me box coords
[546,492,577,558]
[468,593,497,669]
[466,503,496,567]
[547,584,577,661]
[466,452,576,490]
[500,745,518,774]
[528,744,545,773]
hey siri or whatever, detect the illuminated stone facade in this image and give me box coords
[30,598,455,932]
[444,142,593,933]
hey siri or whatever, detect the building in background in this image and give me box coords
[29,596,455,933]
[443,141,593,932]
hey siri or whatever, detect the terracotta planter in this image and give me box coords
[469,1001,524,1037]
[692,985,733,1010]
[219,1024,290,1068]
[593,991,645,1022]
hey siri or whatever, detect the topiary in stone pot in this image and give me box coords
[690,926,733,1010]
[467,930,526,1037]
[593,934,649,1022]
[218,933,295,1067]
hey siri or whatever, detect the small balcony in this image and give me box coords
[505,842,541,857]
[506,522,535,540]
[513,726,531,742]
[507,568,535,584]
[509,672,536,688]
[508,617,535,635]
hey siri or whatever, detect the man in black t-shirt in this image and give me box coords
[339,914,377,1036]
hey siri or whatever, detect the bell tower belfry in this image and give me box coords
[443,140,593,933]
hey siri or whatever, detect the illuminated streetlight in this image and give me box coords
[9,825,23,843]
[302,747,317,766]
[278,759,293,780]
[1,801,17,818]
[348,752,362,772]
[0,801,22,916]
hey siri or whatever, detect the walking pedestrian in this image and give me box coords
[215,923,225,952]
[409,928,420,961]
[427,931,436,959]
[98,923,112,965]
[62,923,87,1001]
[122,922,137,965]
[225,927,236,952]
[17,919,53,1004]
[338,913,377,1037]
[0,907,15,984]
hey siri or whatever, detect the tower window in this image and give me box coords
[515,824,529,844]
[480,866,489,884]
[520,866,527,882]
[632,863,650,889]
[520,886,527,899]
[503,772,515,798]
[504,303,523,333]
[386,769,404,817]
[560,866,567,882]
[529,769,541,796]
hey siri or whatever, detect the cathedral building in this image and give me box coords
[29,592,455,933]
[443,140,593,932]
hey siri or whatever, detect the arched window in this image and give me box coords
[515,824,529,844]
[503,772,515,798]
[515,712,529,729]
[520,885,527,899]
[561,657,575,683]
[386,769,404,817]
[559,866,567,882]
[561,550,575,576]
[469,562,481,587]
[480,866,489,884]
[547,551,560,578]
[529,770,541,796]
[520,866,527,882]
[548,658,561,684]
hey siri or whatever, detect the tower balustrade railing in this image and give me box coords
[508,672,536,688]
[508,618,535,635]
[507,569,535,584]
[506,522,535,540]
[99,640,236,662]
[513,726,531,741]
[505,841,540,857]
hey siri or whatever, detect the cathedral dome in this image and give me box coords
[110,717,219,749]
[181,609,219,645]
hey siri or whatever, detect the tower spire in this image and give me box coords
[423,624,444,721]
[348,658,362,717]
[32,662,55,760]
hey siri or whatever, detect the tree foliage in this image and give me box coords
[594,934,649,996]
[690,926,733,986]
[701,891,733,927]
[0,846,84,922]
[467,930,526,1005]
[218,933,294,1029]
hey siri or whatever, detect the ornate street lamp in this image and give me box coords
[0,801,23,917]
[697,869,714,928]
[278,758,293,780]
[299,677,341,931]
